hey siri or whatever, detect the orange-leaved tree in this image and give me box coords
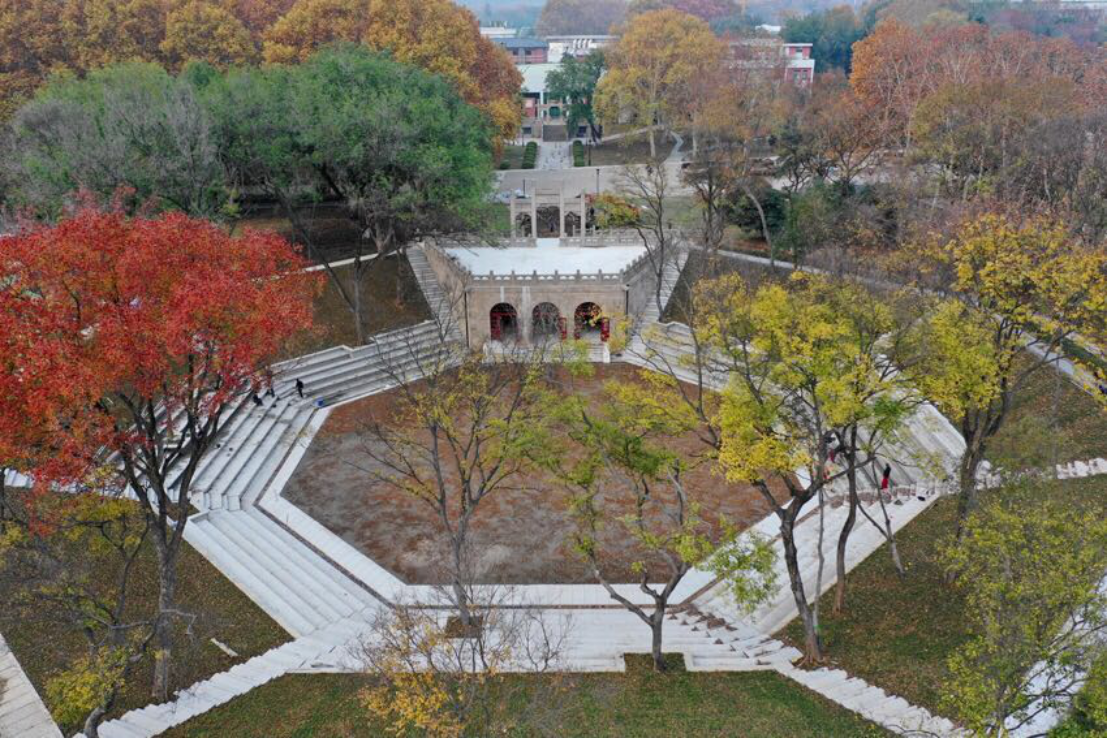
[0,204,321,700]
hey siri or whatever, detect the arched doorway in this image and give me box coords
[536,206,560,237]
[490,303,518,342]
[514,213,533,238]
[565,212,582,236]
[531,302,562,341]
[574,302,601,339]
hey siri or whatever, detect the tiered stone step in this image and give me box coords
[184,509,380,638]
[92,616,373,739]
[0,633,62,738]
[783,666,963,737]
[528,608,798,673]
[637,251,688,325]
[190,398,314,511]
[668,611,802,671]
[185,321,455,513]
[407,245,463,344]
[694,491,936,635]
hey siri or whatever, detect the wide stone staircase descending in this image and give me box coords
[185,509,383,638]
[182,320,456,513]
[406,245,464,344]
[636,250,688,326]
[92,615,374,739]
[176,312,462,642]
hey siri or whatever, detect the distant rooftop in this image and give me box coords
[495,37,550,50]
[480,25,518,38]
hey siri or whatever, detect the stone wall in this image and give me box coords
[463,281,629,346]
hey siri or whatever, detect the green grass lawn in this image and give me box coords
[1,528,289,735]
[278,254,431,357]
[498,144,525,170]
[983,353,1107,467]
[588,134,675,166]
[167,664,887,737]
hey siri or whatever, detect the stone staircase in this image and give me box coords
[0,633,62,738]
[184,509,382,638]
[183,320,457,513]
[92,616,374,739]
[784,666,962,737]
[406,245,464,344]
[637,250,688,326]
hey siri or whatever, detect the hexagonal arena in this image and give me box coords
[280,362,786,585]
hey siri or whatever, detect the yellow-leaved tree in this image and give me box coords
[593,8,723,158]
[907,213,1107,535]
[699,272,915,662]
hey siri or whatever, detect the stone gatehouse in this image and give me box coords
[421,235,666,348]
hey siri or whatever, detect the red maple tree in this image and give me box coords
[0,205,320,698]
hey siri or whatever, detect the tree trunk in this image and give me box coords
[956,446,984,541]
[834,468,859,614]
[352,262,365,346]
[782,515,822,663]
[648,127,657,159]
[650,612,666,672]
[152,547,177,701]
[741,182,775,269]
[83,704,108,738]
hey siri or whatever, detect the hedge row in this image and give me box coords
[572,140,585,167]
[522,141,538,169]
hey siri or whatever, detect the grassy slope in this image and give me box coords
[778,350,1107,721]
[168,667,887,738]
[1,536,289,735]
[588,135,675,166]
[781,476,1107,720]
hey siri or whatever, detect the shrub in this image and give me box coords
[572,140,585,167]
[522,141,538,169]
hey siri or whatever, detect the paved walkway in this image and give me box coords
[0,633,61,738]
[535,141,572,170]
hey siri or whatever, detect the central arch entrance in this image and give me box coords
[490,303,518,342]
[574,302,601,339]
[531,302,562,341]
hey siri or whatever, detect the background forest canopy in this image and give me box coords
[0,0,522,138]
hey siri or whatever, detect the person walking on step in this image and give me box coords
[251,392,263,407]
[880,463,892,491]
[296,378,305,399]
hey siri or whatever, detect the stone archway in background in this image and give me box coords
[574,302,601,339]
[490,303,519,342]
[531,302,561,341]
[515,213,533,237]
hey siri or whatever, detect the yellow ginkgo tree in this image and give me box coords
[700,272,916,663]
[907,213,1107,536]
[543,365,776,673]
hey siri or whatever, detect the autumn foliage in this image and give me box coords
[0,204,320,490]
[0,0,522,139]
[261,0,522,139]
[850,19,1101,144]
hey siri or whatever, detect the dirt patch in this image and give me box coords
[283,363,785,585]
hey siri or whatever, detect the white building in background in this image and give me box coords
[544,35,616,63]
[479,25,519,39]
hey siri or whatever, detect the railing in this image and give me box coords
[469,269,626,284]
[420,236,661,286]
